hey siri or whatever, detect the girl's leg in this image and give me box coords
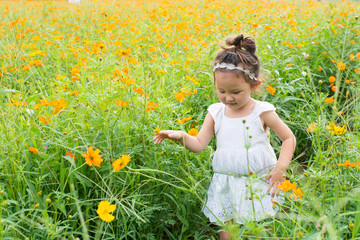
[219,230,231,240]
[219,220,233,240]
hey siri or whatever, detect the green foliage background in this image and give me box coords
[0,0,359,239]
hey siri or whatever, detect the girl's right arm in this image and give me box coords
[152,112,215,153]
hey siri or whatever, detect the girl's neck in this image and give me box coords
[224,98,256,118]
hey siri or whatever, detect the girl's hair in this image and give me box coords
[213,34,260,85]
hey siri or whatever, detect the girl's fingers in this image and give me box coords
[264,175,271,182]
[266,183,272,195]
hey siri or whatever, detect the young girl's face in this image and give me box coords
[214,71,259,111]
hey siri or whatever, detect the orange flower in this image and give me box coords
[70,91,80,96]
[331,86,337,92]
[186,75,200,85]
[266,86,276,95]
[7,98,27,106]
[177,116,193,124]
[133,87,144,95]
[350,54,355,61]
[356,53,360,59]
[39,116,50,124]
[146,102,157,111]
[307,122,317,133]
[337,62,346,71]
[290,188,304,201]
[318,67,322,71]
[338,160,351,167]
[277,180,297,192]
[112,154,131,172]
[175,92,185,102]
[325,97,335,104]
[171,60,179,66]
[154,127,160,134]
[70,68,80,76]
[187,128,198,137]
[50,99,68,114]
[29,147,38,154]
[328,76,336,83]
[81,146,103,167]
[66,151,76,161]
[115,99,129,107]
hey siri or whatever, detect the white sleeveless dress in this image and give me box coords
[202,100,284,224]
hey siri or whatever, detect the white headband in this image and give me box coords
[213,62,257,81]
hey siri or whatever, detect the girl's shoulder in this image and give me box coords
[254,100,276,116]
[207,102,224,119]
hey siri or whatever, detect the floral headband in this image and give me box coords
[213,62,257,81]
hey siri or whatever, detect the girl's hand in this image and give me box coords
[152,130,184,144]
[264,166,285,198]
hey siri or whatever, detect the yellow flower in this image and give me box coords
[266,86,276,95]
[97,201,116,222]
[112,154,131,172]
[81,146,103,167]
[188,128,198,137]
[325,122,347,136]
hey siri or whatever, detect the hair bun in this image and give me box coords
[225,34,256,54]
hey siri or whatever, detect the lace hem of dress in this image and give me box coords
[202,175,284,224]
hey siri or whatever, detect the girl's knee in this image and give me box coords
[219,231,231,240]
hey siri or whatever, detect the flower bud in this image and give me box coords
[349,222,354,229]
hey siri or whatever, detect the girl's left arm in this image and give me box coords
[261,110,297,197]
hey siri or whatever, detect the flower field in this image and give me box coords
[0,0,359,239]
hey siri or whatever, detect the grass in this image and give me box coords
[0,0,359,239]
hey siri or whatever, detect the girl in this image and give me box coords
[153,34,296,239]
